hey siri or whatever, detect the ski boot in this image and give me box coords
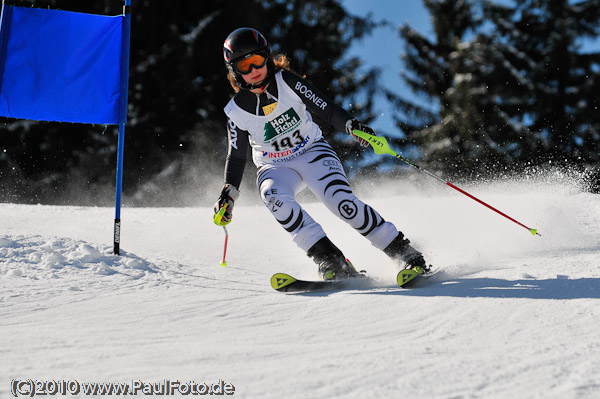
[383,232,431,275]
[307,237,361,281]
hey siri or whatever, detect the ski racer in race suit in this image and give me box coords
[214,27,431,280]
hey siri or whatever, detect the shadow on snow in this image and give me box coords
[360,277,600,300]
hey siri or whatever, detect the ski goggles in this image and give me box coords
[234,53,267,75]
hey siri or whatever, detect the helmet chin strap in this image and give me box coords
[248,79,266,91]
[244,67,274,92]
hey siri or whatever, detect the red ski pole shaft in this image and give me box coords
[402,154,541,236]
[352,129,540,237]
[445,182,540,236]
[220,226,229,267]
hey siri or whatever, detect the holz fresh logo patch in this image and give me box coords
[264,107,301,142]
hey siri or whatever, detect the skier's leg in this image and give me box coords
[257,165,325,252]
[298,140,429,270]
[298,140,397,248]
[257,165,356,280]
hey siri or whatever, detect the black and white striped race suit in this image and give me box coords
[222,69,398,252]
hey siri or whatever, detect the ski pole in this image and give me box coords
[353,129,541,237]
[220,226,229,267]
[213,204,231,266]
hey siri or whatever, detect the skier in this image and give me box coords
[214,27,431,280]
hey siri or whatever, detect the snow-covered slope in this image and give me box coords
[2,177,599,399]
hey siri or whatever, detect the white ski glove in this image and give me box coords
[345,119,376,147]
[213,184,240,226]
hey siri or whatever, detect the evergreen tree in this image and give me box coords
[391,0,485,174]
[392,0,600,177]
[484,0,600,165]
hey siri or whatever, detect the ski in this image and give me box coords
[270,273,369,293]
[271,268,441,292]
[397,267,440,288]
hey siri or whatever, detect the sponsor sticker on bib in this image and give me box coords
[263,107,301,142]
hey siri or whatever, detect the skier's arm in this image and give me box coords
[224,118,249,189]
[281,70,374,146]
[281,70,352,132]
[214,119,249,225]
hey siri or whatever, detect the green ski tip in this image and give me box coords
[530,229,538,236]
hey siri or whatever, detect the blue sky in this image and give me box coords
[341,0,600,136]
[342,0,433,135]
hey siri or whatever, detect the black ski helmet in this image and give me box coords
[223,27,273,90]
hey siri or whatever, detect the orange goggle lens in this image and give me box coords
[234,53,267,74]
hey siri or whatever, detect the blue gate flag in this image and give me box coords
[0,5,125,124]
